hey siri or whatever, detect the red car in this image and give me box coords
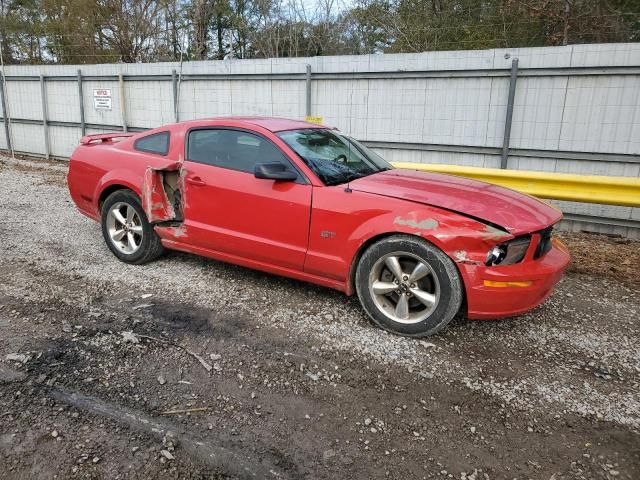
[67,117,569,337]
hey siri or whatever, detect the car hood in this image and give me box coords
[349,169,562,236]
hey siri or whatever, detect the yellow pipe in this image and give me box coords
[391,162,640,208]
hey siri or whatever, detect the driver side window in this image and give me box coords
[187,129,289,174]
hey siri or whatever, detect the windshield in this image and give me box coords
[277,129,393,186]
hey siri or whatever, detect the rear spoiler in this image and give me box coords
[79,133,134,145]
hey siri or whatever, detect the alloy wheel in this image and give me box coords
[106,202,143,254]
[368,252,440,324]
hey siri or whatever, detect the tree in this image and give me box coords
[1,0,46,63]
[101,0,164,62]
[0,0,638,64]
[346,0,640,53]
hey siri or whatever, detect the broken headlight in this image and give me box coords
[485,236,531,266]
[534,226,553,259]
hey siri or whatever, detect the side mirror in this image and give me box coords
[254,162,297,182]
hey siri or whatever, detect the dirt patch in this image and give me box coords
[558,231,640,287]
[146,301,249,337]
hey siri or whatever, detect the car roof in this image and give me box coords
[181,116,327,133]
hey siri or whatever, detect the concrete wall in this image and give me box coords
[1,43,639,237]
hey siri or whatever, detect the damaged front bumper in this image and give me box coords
[461,238,570,319]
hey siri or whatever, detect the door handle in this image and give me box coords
[187,176,206,186]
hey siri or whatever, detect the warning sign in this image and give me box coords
[93,89,112,111]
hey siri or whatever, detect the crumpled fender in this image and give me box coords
[347,206,515,273]
[306,188,517,295]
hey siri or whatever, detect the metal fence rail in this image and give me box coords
[392,163,640,207]
[2,60,640,168]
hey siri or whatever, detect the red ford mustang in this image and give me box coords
[68,117,569,336]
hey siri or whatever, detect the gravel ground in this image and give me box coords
[0,156,639,479]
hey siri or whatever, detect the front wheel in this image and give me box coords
[101,189,164,264]
[355,235,463,337]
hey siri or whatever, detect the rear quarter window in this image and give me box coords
[134,132,170,156]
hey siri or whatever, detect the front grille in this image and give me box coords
[534,226,553,259]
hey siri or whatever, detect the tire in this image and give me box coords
[355,235,463,337]
[100,189,164,265]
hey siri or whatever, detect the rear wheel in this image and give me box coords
[355,235,463,337]
[101,190,164,264]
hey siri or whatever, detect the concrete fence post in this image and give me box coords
[305,64,312,117]
[118,73,128,133]
[0,70,12,154]
[500,58,519,169]
[172,69,179,123]
[39,75,51,159]
[77,69,86,136]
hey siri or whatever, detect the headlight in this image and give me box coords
[486,245,506,265]
[486,236,531,266]
[534,226,553,259]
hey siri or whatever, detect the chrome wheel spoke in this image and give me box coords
[411,287,436,307]
[126,206,136,223]
[384,256,404,281]
[112,229,126,241]
[112,209,127,226]
[395,294,409,320]
[409,262,430,283]
[372,281,397,295]
[127,232,137,249]
[129,225,143,235]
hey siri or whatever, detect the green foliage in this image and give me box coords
[0,0,638,63]
[349,0,640,53]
